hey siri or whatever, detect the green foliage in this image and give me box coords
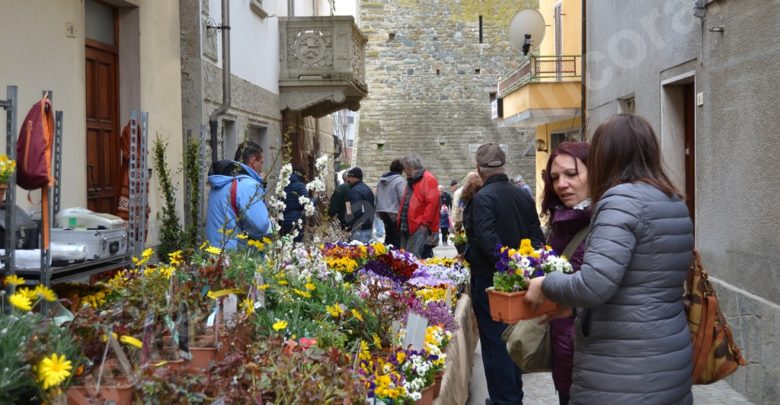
[0,313,85,403]
[153,135,183,260]
[183,138,201,250]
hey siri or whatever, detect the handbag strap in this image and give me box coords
[562,224,590,259]
[691,294,717,382]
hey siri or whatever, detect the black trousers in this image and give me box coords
[378,212,401,248]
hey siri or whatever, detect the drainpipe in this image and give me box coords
[209,0,231,163]
[580,0,587,140]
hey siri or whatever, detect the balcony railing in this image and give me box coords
[498,55,581,98]
[279,16,368,117]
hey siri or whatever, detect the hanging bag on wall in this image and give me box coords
[16,95,54,190]
[686,249,746,384]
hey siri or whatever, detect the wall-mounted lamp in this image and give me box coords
[535,138,548,153]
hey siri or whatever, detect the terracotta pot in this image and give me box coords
[189,347,217,371]
[486,287,557,323]
[66,379,134,405]
[414,384,435,405]
[432,372,443,399]
[454,243,466,254]
[0,183,6,203]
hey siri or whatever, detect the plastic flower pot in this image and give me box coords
[433,372,443,399]
[414,384,435,405]
[189,347,217,371]
[454,243,466,255]
[66,378,134,405]
[486,287,558,323]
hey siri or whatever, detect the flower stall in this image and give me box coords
[0,155,481,404]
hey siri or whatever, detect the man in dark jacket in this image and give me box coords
[328,171,351,229]
[280,168,308,242]
[464,143,545,405]
[345,167,375,243]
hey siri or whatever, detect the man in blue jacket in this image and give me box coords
[206,141,271,249]
[344,167,375,243]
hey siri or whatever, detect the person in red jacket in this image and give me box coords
[397,155,440,258]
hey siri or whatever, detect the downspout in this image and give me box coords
[580,0,587,140]
[209,0,231,163]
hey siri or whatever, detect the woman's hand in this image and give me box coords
[524,276,547,308]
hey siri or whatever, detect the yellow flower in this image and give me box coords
[248,239,265,250]
[242,297,255,316]
[272,320,288,331]
[205,246,222,255]
[34,285,57,302]
[262,237,272,244]
[237,233,249,240]
[3,274,24,286]
[545,245,553,251]
[199,241,208,250]
[119,335,143,349]
[372,334,382,349]
[37,353,72,390]
[326,304,345,317]
[168,250,184,266]
[351,309,364,322]
[258,284,270,290]
[305,282,316,291]
[142,248,153,258]
[83,291,107,308]
[396,351,406,364]
[520,238,532,248]
[278,280,289,286]
[17,287,37,301]
[508,249,517,257]
[9,293,32,311]
[159,265,175,279]
[293,288,311,298]
[372,242,387,255]
[101,332,119,343]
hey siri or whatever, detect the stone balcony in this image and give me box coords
[279,16,368,118]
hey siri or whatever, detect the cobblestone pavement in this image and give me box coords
[466,342,754,405]
[432,244,754,405]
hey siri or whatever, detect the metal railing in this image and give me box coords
[498,55,581,98]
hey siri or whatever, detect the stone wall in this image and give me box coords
[355,0,538,188]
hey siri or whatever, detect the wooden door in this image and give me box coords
[85,44,120,214]
[683,83,695,230]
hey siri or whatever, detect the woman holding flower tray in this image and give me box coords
[525,114,695,404]
[539,141,591,405]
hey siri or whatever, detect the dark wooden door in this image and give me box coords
[85,44,120,214]
[683,83,695,230]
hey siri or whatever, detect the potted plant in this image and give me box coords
[450,230,467,255]
[0,153,16,201]
[487,239,573,323]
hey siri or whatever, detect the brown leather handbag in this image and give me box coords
[685,250,746,384]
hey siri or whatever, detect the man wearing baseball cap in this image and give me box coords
[464,143,545,404]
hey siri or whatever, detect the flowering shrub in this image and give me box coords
[0,154,16,184]
[493,238,573,292]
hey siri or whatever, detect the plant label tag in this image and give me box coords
[223,294,238,326]
[141,312,155,365]
[403,313,428,351]
[391,320,402,345]
[109,335,134,381]
[206,309,218,327]
[251,273,265,308]
[445,287,453,307]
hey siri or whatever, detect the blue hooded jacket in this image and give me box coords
[206,161,271,249]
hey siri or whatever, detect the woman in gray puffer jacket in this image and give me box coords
[525,114,694,405]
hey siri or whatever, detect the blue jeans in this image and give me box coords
[351,228,372,243]
[471,274,524,404]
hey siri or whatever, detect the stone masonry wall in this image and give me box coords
[356,0,538,188]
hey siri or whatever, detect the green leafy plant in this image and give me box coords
[182,138,201,250]
[153,135,183,260]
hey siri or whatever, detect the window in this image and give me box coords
[619,96,636,114]
[550,129,580,151]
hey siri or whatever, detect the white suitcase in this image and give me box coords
[51,228,128,260]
